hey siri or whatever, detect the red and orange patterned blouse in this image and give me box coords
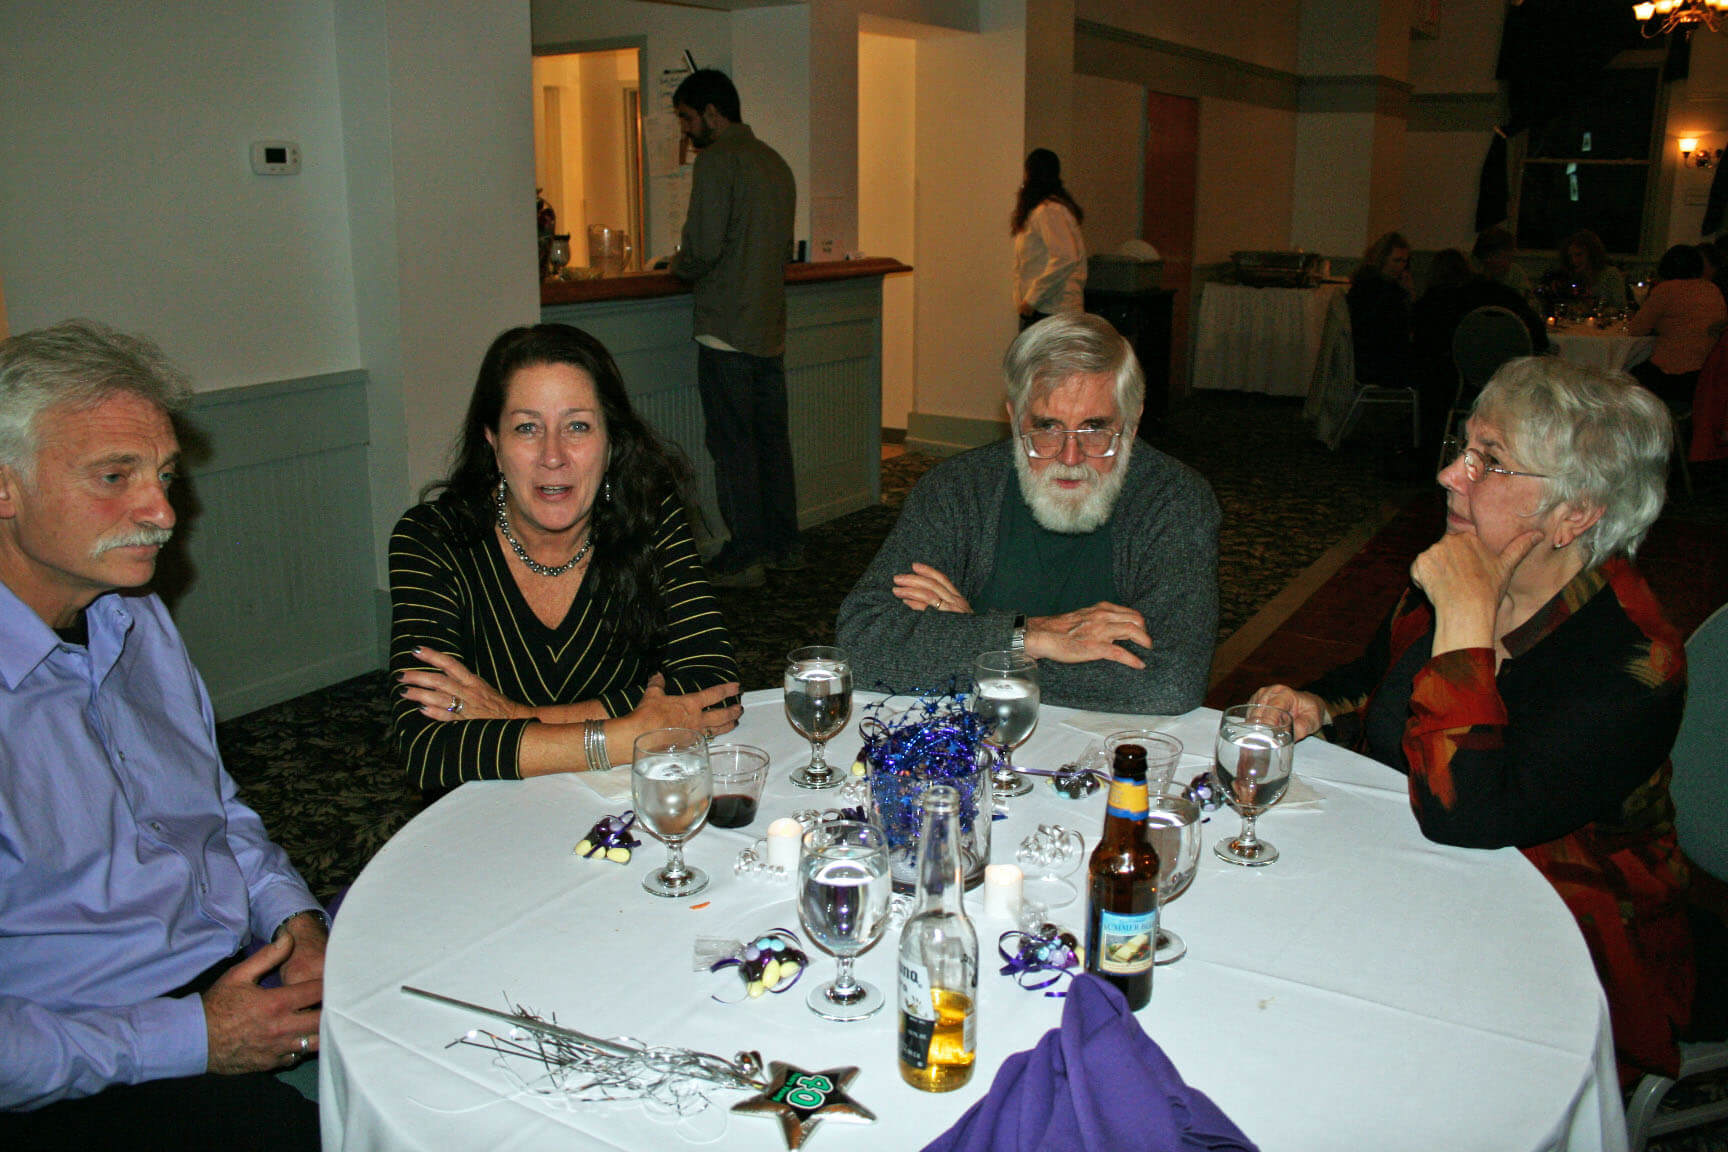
[1307,556,1693,1081]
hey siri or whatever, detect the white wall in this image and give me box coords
[1660,33,1728,246]
[1069,73,1145,256]
[912,0,1028,427]
[339,0,539,569]
[735,5,818,255]
[0,1,360,389]
[1080,0,1305,74]
[1194,101,1299,263]
[860,32,918,431]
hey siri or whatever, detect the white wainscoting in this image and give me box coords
[164,371,377,720]
[541,273,884,546]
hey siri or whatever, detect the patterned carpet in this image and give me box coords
[214,388,1728,1148]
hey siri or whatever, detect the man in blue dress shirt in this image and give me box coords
[0,321,324,1148]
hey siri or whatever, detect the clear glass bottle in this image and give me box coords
[1084,742,1160,1010]
[897,784,979,1092]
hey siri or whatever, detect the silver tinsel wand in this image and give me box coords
[401,985,768,1093]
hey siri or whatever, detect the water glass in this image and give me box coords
[631,727,713,896]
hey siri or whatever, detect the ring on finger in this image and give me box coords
[299,1034,311,1054]
[446,695,464,715]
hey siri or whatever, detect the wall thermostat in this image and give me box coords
[250,140,301,175]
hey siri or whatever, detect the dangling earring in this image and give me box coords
[603,477,613,504]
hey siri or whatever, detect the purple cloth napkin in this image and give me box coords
[922,974,1257,1152]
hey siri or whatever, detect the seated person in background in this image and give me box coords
[1411,248,1549,451]
[837,313,1219,715]
[0,322,324,1148]
[390,323,741,791]
[1250,357,1701,1085]
[1543,228,1629,312]
[1472,225,1539,311]
[1346,231,1415,387]
[1707,235,1728,302]
[1628,243,1728,409]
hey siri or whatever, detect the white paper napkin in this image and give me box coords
[581,766,635,806]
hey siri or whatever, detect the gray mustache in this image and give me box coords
[95,526,174,554]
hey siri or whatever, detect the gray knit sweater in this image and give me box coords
[836,440,1219,715]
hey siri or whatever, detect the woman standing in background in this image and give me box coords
[1012,149,1087,331]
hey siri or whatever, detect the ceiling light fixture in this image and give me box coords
[1633,0,1728,37]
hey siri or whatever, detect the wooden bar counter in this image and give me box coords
[540,258,910,544]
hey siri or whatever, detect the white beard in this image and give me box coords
[1012,435,1132,534]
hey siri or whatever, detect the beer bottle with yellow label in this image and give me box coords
[1084,742,1160,1009]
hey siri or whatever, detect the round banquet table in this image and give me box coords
[1192,282,1345,396]
[319,690,1626,1152]
[1548,322,1654,372]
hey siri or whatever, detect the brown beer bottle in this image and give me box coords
[1084,742,1160,1009]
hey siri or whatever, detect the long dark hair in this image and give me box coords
[423,323,692,649]
[1011,148,1084,234]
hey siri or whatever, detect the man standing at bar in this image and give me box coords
[0,321,324,1149]
[670,68,799,590]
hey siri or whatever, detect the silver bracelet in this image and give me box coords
[583,718,608,772]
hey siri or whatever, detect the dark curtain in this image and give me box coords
[1475,0,1653,232]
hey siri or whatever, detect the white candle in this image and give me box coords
[983,864,1024,920]
[766,818,804,871]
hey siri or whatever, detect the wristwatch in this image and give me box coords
[273,909,330,941]
[1010,613,1027,654]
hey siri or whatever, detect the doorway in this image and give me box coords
[1143,91,1198,391]
[532,46,645,272]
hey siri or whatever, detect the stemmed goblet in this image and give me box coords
[972,651,1039,799]
[784,645,853,790]
[1212,703,1295,867]
[1146,781,1203,963]
[797,820,892,1020]
[631,727,713,897]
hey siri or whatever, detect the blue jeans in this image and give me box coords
[695,344,799,566]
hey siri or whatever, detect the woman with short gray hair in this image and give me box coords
[1251,355,1703,1085]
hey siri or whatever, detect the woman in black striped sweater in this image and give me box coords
[389,324,740,791]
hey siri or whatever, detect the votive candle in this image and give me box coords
[983,863,1024,920]
[766,818,804,871]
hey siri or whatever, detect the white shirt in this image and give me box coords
[1014,199,1087,315]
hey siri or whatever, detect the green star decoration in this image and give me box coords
[731,1062,876,1149]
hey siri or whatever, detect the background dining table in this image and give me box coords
[319,689,1627,1152]
[1548,321,1655,372]
[1191,281,1346,395]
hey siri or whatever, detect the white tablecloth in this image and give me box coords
[1192,282,1345,395]
[320,690,1626,1152]
[1550,324,1654,372]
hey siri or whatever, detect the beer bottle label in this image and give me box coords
[898,958,936,1069]
[1104,778,1148,821]
[1095,908,1157,975]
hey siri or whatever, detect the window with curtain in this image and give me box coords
[1512,59,1665,255]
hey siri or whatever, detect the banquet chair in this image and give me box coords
[1623,602,1728,1151]
[1309,291,1420,451]
[1440,305,1531,468]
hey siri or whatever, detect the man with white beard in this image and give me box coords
[838,313,1219,714]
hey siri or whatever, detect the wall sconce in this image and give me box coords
[1680,137,1724,168]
